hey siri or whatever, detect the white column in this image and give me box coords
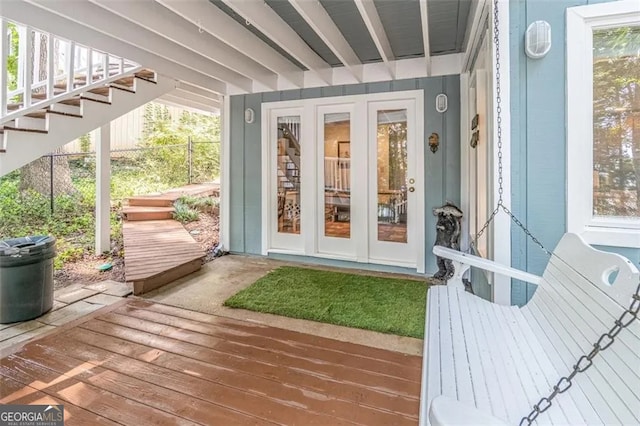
[491,0,511,305]
[220,95,231,252]
[95,124,111,254]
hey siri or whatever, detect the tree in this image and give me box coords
[592,26,640,217]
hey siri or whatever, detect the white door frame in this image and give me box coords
[261,90,425,272]
[460,0,512,305]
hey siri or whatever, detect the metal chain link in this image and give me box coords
[520,282,640,425]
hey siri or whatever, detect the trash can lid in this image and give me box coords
[0,235,56,256]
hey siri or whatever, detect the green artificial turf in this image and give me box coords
[224,266,427,339]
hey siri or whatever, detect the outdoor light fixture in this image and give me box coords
[435,94,448,113]
[244,108,255,124]
[525,20,552,59]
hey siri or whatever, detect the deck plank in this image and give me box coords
[1,300,420,425]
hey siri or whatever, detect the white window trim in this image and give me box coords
[567,1,640,249]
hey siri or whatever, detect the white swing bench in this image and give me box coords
[421,233,640,425]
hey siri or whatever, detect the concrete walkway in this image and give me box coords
[0,280,131,357]
[140,254,424,356]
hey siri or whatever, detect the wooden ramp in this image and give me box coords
[0,299,421,425]
[123,220,204,295]
[122,183,218,294]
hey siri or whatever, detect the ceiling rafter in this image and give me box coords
[353,0,395,79]
[4,0,225,94]
[157,0,304,89]
[89,0,277,92]
[222,0,332,85]
[177,82,221,103]
[419,0,432,76]
[288,0,363,82]
[170,88,221,108]
[158,94,220,114]
[23,0,251,92]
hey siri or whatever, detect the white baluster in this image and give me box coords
[1,20,8,116]
[66,41,75,92]
[23,27,33,108]
[86,48,93,85]
[47,34,54,98]
[103,54,109,80]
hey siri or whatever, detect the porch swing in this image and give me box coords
[420,1,640,425]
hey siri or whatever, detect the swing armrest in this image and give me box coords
[433,245,542,285]
[429,396,510,426]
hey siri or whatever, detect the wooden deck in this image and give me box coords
[123,220,204,295]
[0,299,422,425]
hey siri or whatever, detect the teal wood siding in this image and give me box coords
[509,0,638,306]
[228,76,460,274]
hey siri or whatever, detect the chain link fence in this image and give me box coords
[0,138,219,268]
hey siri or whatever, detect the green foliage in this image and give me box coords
[224,266,427,338]
[177,195,219,213]
[141,103,221,184]
[173,201,200,223]
[7,23,19,92]
[79,133,92,153]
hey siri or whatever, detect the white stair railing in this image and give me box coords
[1,17,141,125]
[324,157,351,191]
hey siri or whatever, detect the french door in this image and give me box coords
[265,91,424,272]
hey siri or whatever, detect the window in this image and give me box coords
[567,1,640,248]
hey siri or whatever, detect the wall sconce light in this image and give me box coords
[525,20,552,59]
[428,133,440,153]
[435,94,448,113]
[244,108,255,124]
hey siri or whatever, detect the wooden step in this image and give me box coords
[126,196,174,207]
[135,69,157,83]
[122,206,175,221]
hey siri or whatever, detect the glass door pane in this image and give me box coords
[276,116,301,234]
[323,113,351,238]
[376,109,408,243]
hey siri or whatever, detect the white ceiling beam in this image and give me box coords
[3,0,226,94]
[419,0,432,76]
[288,0,363,82]
[157,95,220,115]
[24,0,251,92]
[223,0,332,85]
[90,0,277,92]
[354,0,395,79]
[157,0,304,89]
[171,88,221,108]
[462,0,490,72]
[177,82,221,103]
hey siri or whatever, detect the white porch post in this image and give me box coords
[491,0,511,305]
[95,124,111,255]
[220,95,231,252]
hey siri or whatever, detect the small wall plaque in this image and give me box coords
[470,130,479,148]
[471,114,479,130]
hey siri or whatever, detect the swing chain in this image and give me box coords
[520,282,640,426]
[493,0,504,204]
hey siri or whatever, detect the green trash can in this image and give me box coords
[0,236,56,324]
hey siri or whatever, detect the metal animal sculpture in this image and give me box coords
[433,202,463,280]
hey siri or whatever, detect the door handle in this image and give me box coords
[409,187,415,193]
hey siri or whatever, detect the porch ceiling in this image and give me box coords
[2,0,476,97]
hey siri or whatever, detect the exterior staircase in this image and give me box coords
[0,19,175,176]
